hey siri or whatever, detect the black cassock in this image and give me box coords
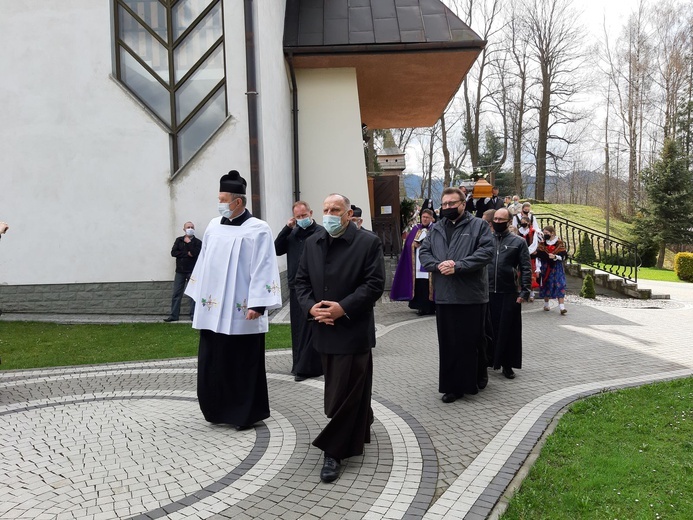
[195,210,271,428]
[487,293,522,370]
[197,329,270,427]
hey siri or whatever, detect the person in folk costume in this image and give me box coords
[517,215,542,302]
[274,200,324,382]
[390,208,436,316]
[535,224,568,315]
[419,187,495,404]
[512,201,540,231]
[486,208,532,380]
[294,193,385,483]
[185,170,282,430]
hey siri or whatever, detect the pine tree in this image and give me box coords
[580,274,596,299]
[639,139,693,268]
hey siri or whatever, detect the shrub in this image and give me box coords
[600,251,638,267]
[574,233,597,264]
[674,252,693,282]
[580,274,597,299]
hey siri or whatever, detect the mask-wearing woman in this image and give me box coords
[535,225,568,315]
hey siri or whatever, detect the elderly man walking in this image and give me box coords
[294,193,385,483]
[419,187,494,403]
[185,170,282,430]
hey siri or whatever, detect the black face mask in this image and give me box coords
[492,221,509,233]
[440,208,460,220]
[522,209,530,214]
[520,223,529,228]
[544,235,551,241]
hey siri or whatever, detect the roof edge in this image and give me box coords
[284,40,487,57]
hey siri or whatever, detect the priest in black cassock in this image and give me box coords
[274,200,323,381]
[185,170,282,430]
[294,193,385,483]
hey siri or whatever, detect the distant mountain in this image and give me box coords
[403,174,444,204]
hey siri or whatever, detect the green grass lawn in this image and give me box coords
[594,263,685,283]
[502,377,693,520]
[531,202,634,242]
[0,322,292,371]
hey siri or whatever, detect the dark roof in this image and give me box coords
[284,0,482,50]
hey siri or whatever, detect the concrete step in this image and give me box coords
[566,262,670,300]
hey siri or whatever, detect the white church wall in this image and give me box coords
[0,0,171,285]
[0,0,293,290]
[254,0,293,255]
[296,68,371,222]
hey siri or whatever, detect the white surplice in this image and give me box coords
[185,216,282,335]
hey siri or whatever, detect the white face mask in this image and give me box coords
[218,202,232,219]
[185,228,195,237]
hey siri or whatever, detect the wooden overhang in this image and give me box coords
[284,0,486,129]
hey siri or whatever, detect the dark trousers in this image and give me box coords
[197,330,270,427]
[169,271,194,319]
[312,351,373,460]
[436,303,487,395]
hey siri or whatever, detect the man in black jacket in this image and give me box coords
[487,208,532,379]
[419,187,494,403]
[164,221,202,322]
[274,201,323,381]
[294,193,385,483]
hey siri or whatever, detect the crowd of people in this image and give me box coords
[164,171,568,486]
[392,186,569,395]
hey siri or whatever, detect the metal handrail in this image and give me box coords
[534,213,638,283]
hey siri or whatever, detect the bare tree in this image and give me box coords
[449,0,504,175]
[521,0,586,201]
[651,0,690,140]
[503,4,531,196]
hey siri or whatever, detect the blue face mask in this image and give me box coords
[322,214,345,236]
[296,217,312,229]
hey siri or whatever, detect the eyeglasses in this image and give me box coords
[441,200,462,208]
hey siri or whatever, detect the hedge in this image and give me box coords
[674,252,693,282]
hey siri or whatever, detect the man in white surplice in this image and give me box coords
[185,170,282,430]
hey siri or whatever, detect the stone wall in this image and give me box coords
[0,270,291,315]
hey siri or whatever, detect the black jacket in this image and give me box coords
[274,221,322,288]
[294,222,385,355]
[170,235,202,274]
[419,212,494,304]
[488,230,532,299]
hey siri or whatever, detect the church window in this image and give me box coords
[113,0,227,173]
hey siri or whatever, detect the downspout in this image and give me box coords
[244,0,261,218]
[287,52,300,201]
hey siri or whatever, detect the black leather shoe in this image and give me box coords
[320,456,341,483]
[478,379,488,390]
[235,424,254,431]
[294,375,307,382]
[163,317,178,322]
[441,393,459,403]
[502,367,516,379]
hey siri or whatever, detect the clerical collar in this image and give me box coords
[221,208,251,226]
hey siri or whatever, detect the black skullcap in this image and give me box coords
[350,205,363,218]
[219,170,247,194]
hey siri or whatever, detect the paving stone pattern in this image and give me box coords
[1,279,692,519]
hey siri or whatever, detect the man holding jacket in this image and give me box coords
[419,187,494,403]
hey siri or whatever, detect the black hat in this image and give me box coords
[350,205,362,218]
[219,170,247,194]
